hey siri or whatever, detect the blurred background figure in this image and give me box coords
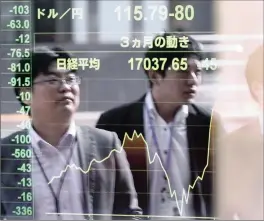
[216,45,263,220]
[213,1,263,220]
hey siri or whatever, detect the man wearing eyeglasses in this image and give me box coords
[0,46,142,220]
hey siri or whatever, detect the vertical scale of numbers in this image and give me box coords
[1,0,33,219]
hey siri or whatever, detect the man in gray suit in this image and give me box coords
[0,47,142,220]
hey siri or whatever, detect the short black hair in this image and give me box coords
[245,45,263,101]
[14,46,74,115]
[144,32,204,87]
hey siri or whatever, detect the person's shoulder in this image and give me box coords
[89,126,114,139]
[101,103,131,118]
[220,119,262,170]
[96,104,132,127]
[78,125,115,144]
[100,95,145,118]
[1,130,27,145]
[101,99,142,118]
[78,126,122,153]
[1,130,27,158]
[190,103,212,118]
[219,119,261,160]
[226,119,259,143]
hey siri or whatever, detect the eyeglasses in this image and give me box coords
[33,76,81,87]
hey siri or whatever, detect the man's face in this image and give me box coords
[29,61,80,122]
[156,56,202,105]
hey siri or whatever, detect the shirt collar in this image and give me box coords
[145,91,189,123]
[29,120,77,149]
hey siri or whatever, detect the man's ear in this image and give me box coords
[18,87,32,106]
[148,70,163,86]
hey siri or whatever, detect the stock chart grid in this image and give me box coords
[1,0,263,220]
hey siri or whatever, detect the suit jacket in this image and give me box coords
[96,95,219,218]
[0,126,142,220]
[217,119,263,220]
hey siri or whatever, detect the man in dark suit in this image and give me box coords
[96,32,221,219]
[0,47,142,220]
[217,45,263,220]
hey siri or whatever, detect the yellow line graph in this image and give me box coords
[48,114,213,216]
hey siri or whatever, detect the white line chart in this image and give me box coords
[48,114,213,217]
